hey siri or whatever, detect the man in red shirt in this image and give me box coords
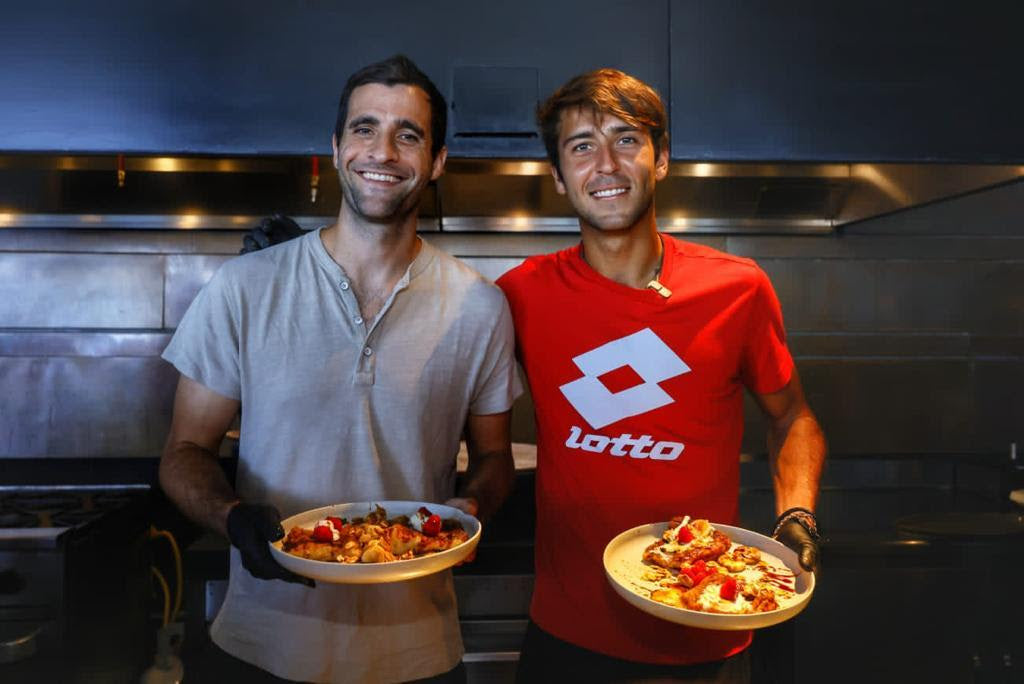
[496,69,826,682]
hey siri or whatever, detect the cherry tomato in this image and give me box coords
[719,577,738,601]
[422,514,442,537]
[676,526,694,543]
[312,524,334,542]
[326,516,345,530]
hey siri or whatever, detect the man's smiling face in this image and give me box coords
[552,106,668,233]
[333,83,446,223]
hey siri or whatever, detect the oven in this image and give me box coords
[0,485,152,683]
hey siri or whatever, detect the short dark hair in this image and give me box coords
[333,55,448,158]
[537,68,668,176]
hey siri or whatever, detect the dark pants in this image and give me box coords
[191,638,467,684]
[515,620,751,684]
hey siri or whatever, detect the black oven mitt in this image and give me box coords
[240,214,305,255]
[226,503,315,587]
[771,508,821,575]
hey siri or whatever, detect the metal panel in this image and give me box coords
[972,360,1024,452]
[758,259,880,332]
[843,178,1024,236]
[786,333,972,358]
[0,214,436,232]
[0,356,178,458]
[0,253,163,328]
[0,0,670,157]
[0,332,170,357]
[968,261,1024,336]
[454,575,533,618]
[728,234,1024,261]
[670,2,1024,162]
[874,261,973,332]
[164,254,232,328]
[787,359,974,454]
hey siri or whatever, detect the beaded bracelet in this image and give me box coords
[772,507,820,541]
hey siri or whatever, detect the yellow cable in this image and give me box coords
[149,526,184,622]
[150,566,171,627]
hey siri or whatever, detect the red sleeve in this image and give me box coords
[740,268,794,394]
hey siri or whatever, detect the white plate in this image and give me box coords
[269,501,481,584]
[603,522,815,630]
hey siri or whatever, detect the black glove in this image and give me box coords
[771,508,820,574]
[226,503,314,587]
[240,214,305,255]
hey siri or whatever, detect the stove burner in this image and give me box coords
[51,509,105,528]
[0,488,147,530]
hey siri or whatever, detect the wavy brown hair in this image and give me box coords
[537,68,668,177]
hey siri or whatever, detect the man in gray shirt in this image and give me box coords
[160,55,521,683]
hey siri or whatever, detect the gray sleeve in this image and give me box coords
[161,266,242,400]
[469,291,524,415]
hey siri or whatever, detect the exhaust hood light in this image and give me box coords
[852,164,911,205]
[693,163,713,177]
[510,161,548,176]
[176,214,201,229]
[151,157,182,173]
[0,212,15,226]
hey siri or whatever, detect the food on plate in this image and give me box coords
[281,504,469,564]
[641,516,795,614]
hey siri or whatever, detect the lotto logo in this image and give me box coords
[559,328,690,429]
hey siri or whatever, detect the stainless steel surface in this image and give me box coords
[0,155,300,173]
[0,213,438,232]
[0,356,177,458]
[462,652,519,663]
[454,574,533,618]
[0,180,1020,461]
[0,484,150,492]
[460,618,529,654]
[0,486,151,679]
[204,580,226,624]
[440,216,835,234]
[0,253,163,328]
[1,154,1019,233]
[0,625,39,664]
[164,254,230,327]
[0,332,170,357]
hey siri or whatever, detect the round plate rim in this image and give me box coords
[603,521,815,630]
[269,500,481,584]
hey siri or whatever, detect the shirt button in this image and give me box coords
[363,347,373,356]
[354,316,363,325]
[340,281,350,290]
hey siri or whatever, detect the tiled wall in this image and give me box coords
[0,181,1021,459]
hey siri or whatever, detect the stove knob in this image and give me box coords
[0,569,25,595]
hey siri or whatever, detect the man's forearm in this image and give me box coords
[458,449,515,523]
[159,442,239,536]
[768,410,826,515]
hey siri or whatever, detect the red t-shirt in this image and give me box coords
[497,235,794,664]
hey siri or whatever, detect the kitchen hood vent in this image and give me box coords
[0,155,1019,233]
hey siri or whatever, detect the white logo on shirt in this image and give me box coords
[564,425,685,460]
[559,328,690,429]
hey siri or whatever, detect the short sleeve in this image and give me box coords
[468,292,523,415]
[161,266,242,400]
[740,268,794,395]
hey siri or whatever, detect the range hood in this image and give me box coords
[0,154,1020,233]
